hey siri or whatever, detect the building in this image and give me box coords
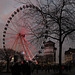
[36,41,57,65]
[44,41,56,64]
[65,48,75,64]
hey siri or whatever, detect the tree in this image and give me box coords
[0,48,22,72]
[0,48,16,72]
[0,49,14,72]
[15,0,75,74]
[36,0,75,73]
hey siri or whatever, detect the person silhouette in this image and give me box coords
[11,62,21,75]
[27,61,31,75]
[21,60,28,75]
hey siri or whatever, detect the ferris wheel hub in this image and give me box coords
[18,33,25,37]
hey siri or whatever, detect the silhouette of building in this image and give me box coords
[65,48,75,64]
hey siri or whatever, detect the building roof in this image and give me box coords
[65,48,75,55]
[46,41,55,44]
[44,41,55,47]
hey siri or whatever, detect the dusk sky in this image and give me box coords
[0,0,21,48]
[0,0,75,62]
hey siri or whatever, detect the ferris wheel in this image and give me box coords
[3,4,44,61]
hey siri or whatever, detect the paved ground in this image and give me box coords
[0,68,75,75]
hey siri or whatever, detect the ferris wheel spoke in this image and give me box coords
[10,37,19,49]
[27,34,43,44]
[30,38,43,47]
[11,21,18,31]
[25,40,34,56]
[19,18,26,27]
[26,13,42,22]
[27,16,42,25]
[26,36,41,44]
[24,26,32,33]
[23,39,34,57]
[5,36,17,40]
[20,17,43,34]
[24,38,38,52]
[8,26,18,33]
[20,37,29,60]
[25,36,36,40]
[30,22,43,31]
[17,42,23,52]
[5,39,15,47]
[25,10,42,20]
[24,19,41,34]
[25,20,36,33]
[21,20,32,32]
[15,18,32,33]
[25,19,37,30]
[16,10,28,27]
[24,28,31,33]
[23,38,35,59]
[23,39,32,59]
[13,37,19,51]
[28,22,43,32]
[5,33,17,35]
[20,18,35,31]
[18,9,24,21]
[20,25,31,34]
[27,38,39,43]
[23,23,32,32]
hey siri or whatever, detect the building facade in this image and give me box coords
[65,48,75,64]
[44,41,56,64]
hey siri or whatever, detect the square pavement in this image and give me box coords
[0,68,75,75]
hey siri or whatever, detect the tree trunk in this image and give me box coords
[59,21,62,74]
[59,41,62,74]
[59,15,62,74]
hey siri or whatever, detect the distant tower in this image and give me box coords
[44,41,56,64]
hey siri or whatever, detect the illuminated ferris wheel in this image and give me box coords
[3,4,44,60]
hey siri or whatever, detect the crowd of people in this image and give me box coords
[10,60,72,75]
[11,60,32,75]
